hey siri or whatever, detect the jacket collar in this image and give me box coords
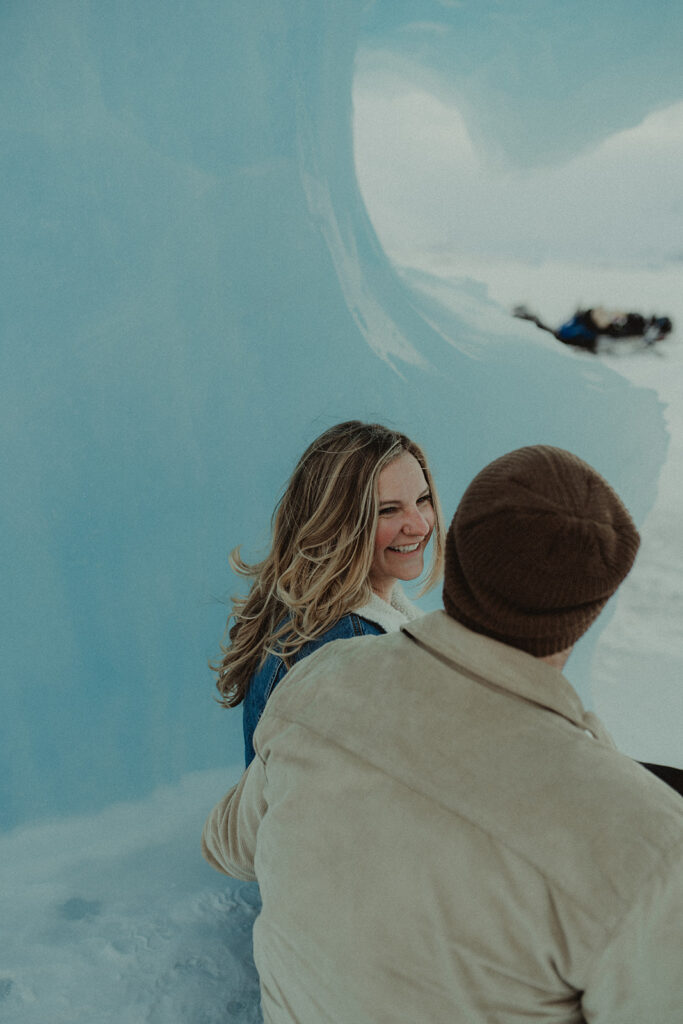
[402,611,614,746]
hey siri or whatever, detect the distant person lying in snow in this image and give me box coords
[513,304,673,353]
[202,445,683,1024]
[210,419,444,766]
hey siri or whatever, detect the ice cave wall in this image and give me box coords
[0,0,670,828]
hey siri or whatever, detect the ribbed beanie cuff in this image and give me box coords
[442,446,640,656]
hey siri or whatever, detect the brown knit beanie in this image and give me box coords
[443,446,640,656]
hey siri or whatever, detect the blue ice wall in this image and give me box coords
[1,1,669,829]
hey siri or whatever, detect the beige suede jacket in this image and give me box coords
[203,611,683,1024]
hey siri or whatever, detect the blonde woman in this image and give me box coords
[213,420,445,764]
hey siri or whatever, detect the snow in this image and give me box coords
[0,770,262,1024]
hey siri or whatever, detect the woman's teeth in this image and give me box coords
[389,543,420,553]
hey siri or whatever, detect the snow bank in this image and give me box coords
[0,769,262,1023]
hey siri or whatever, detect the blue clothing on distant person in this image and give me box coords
[242,586,422,765]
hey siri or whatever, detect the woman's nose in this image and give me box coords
[402,507,430,534]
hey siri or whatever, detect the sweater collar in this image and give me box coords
[402,611,614,745]
[352,584,423,634]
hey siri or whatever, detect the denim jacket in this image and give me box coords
[242,613,384,765]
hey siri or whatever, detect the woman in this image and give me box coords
[213,420,444,764]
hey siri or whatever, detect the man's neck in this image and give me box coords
[539,646,573,670]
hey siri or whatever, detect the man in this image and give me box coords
[203,445,683,1023]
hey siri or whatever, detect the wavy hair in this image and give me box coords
[212,420,444,707]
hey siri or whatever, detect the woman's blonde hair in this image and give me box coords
[212,420,444,707]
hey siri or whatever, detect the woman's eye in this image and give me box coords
[379,506,399,516]
[418,494,432,505]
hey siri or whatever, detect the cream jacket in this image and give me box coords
[202,611,683,1024]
